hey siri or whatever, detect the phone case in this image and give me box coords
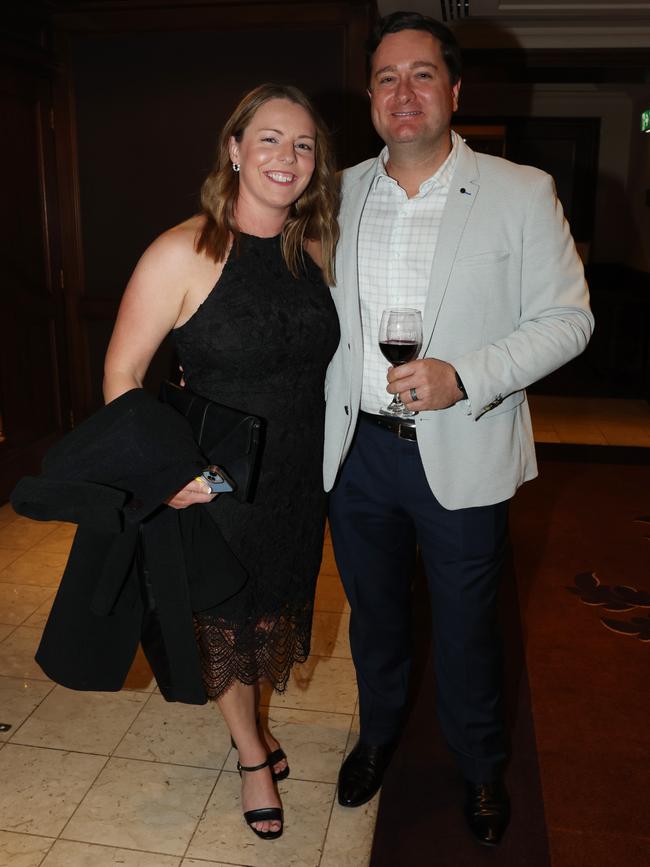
[201,466,234,493]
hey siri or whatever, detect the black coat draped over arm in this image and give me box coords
[11,388,247,705]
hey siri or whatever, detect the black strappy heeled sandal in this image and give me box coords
[266,747,290,782]
[237,756,284,840]
[230,723,290,783]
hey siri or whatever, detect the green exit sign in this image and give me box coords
[642,110,650,133]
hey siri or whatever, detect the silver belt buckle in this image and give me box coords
[397,422,415,440]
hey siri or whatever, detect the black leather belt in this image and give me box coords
[359,411,417,441]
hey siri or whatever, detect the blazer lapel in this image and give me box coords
[337,162,377,341]
[422,140,480,355]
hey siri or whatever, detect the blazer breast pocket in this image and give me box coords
[455,250,510,269]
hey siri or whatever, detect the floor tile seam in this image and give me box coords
[313,790,337,867]
[261,702,357,714]
[0,605,40,628]
[555,435,608,445]
[260,701,354,716]
[1,740,113,761]
[0,541,52,556]
[3,680,57,743]
[182,863,251,867]
[23,520,62,534]
[0,577,63,590]
[52,752,111,842]
[179,768,224,862]
[316,793,338,867]
[221,745,236,771]
[0,524,61,550]
[181,860,252,867]
[2,625,55,639]
[0,829,56,841]
[181,862,251,867]
[108,687,166,760]
[0,568,65,583]
[35,836,56,867]
[102,746,235,774]
[594,418,650,427]
[595,424,650,442]
[218,767,341,788]
[55,832,186,859]
[316,712,355,867]
[122,686,158,695]
[86,750,232,773]
[0,623,18,643]
[0,550,25,569]
[56,771,221,858]
[0,601,52,629]
[0,578,56,592]
[0,673,56,686]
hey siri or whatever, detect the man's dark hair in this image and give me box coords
[367,11,462,86]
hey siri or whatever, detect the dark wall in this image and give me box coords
[53,1,374,414]
[0,17,70,502]
[72,26,347,302]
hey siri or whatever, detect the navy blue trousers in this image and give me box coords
[329,417,509,783]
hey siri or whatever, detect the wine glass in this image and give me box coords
[378,307,423,417]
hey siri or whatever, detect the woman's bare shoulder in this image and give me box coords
[147,215,205,264]
[126,217,211,286]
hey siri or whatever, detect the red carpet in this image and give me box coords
[370,446,650,867]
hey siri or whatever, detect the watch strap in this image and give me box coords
[454,370,467,400]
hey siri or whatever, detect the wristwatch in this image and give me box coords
[454,370,467,400]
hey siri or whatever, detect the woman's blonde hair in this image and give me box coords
[196,83,339,285]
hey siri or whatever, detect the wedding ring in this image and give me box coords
[410,387,418,402]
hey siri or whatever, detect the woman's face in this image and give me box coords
[229,98,317,218]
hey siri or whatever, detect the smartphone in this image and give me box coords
[201,465,236,494]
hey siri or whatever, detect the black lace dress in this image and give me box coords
[173,233,340,699]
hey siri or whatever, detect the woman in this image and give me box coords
[103,83,340,840]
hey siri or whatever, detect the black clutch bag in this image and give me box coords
[159,381,263,503]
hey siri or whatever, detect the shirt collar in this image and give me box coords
[372,130,460,196]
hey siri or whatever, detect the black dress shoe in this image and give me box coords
[337,740,394,808]
[464,779,510,846]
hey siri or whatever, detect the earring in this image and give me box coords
[232,163,240,173]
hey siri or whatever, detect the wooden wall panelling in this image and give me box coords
[0,44,71,501]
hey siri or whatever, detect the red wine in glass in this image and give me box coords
[378,308,423,417]
[379,339,420,366]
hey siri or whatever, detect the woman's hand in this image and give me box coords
[166,476,216,509]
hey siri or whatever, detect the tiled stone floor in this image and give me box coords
[2,395,648,865]
[0,503,377,867]
[528,395,650,446]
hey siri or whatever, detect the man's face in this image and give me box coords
[368,29,461,152]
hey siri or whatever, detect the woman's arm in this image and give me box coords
[103,227,214,507]
[103,229,192,403]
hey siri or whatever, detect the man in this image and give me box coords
[324,11,594,846]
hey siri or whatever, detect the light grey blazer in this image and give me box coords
[324,138,594,509]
